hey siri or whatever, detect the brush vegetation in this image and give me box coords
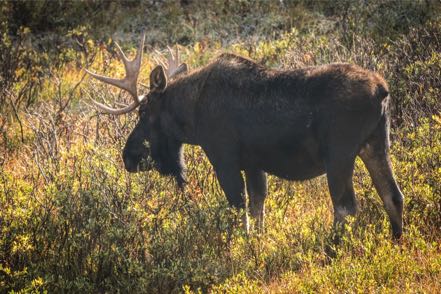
[1,0,440,293]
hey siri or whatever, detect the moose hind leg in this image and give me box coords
[245,169,267,232]
[359,142,404,239]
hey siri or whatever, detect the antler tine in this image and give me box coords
[166,45,180,78]
[172,45,179,62]
[134,32,145,72]
[114,33,145,77]
[91,97,143,115]
[84,68,129,92]
[166,45,180,64]
[153,55,167,71]
[85,33,146,115]
[114,42,130,68]
[152,45,187,80]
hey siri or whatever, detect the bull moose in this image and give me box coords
[85,35,404,238]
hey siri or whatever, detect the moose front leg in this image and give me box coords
[210,158,248,232]
[245,169,267,233]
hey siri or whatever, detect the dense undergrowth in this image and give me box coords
[1,1,440,293]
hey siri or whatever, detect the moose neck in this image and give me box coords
[161,68,208,145]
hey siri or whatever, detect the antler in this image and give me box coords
[154,46,188,79]
[85,33,145,115]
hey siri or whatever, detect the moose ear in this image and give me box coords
[174,63,188,77]
[150,65,167,91]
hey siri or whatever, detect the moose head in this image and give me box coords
[85,34,188,187]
